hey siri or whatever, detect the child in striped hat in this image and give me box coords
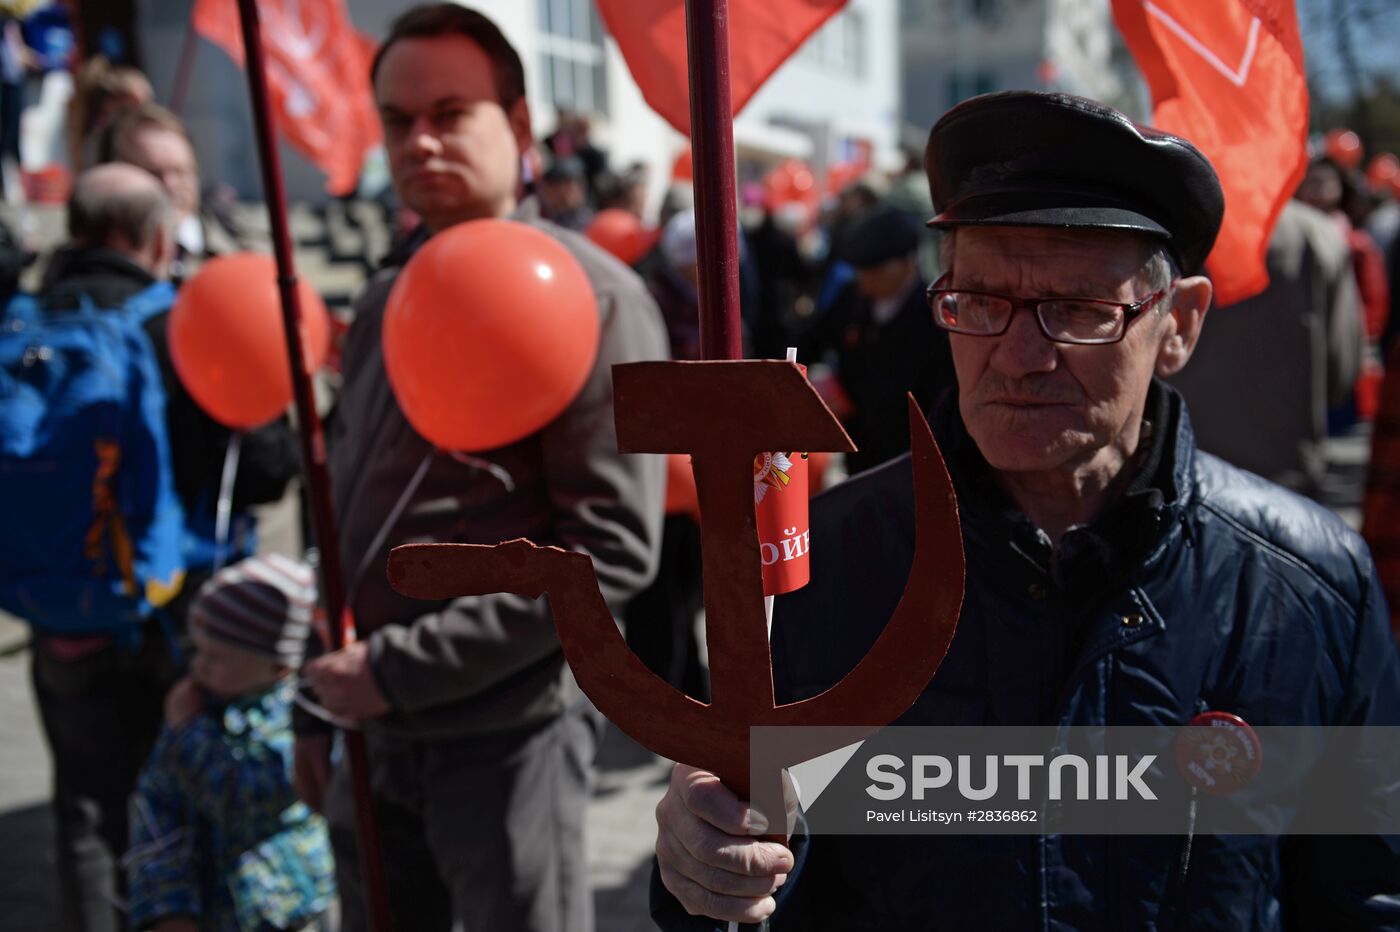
[125,554,335,932]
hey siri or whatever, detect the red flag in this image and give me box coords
[597,0,846,136]
[1111,0,1308,305]
[193,0,381,195]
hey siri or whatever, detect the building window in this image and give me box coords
[798,8,866,79]
[953,0,1000,23]
[537,0,608,116]
[946,70,997,105]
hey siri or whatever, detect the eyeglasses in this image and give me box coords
[926,274,1171,345]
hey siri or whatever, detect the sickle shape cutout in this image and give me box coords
[387,360,964,832]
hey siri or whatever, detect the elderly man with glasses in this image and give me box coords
[650,91,1400,930]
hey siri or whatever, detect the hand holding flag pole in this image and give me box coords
[231,1,391,929]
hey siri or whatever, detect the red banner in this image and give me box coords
[193,0,381,195]
[1111,0,1309,305]
[596,0,847,136]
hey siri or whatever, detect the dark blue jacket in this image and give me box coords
[653,383,1400,931]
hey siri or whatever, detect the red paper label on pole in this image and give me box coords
[755,365,811,596]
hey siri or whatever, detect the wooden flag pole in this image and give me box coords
[686,5,769,929]
[232,2,392,929]
[685,0,744,362]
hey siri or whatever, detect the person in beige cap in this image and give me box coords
[125,554,335,932]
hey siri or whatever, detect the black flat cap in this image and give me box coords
[544,156,586,183]
[845,206,921,268]
[924,91,1224,274]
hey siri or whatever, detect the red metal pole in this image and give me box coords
[684,5,765,929]
[685,0,744,361]
[232,2,393,930]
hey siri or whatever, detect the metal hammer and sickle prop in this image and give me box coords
[387,361,965,833]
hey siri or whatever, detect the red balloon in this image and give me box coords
[665,453,699,521]
[672,149,693,182]
[1366,153,1399,191]
[586,209,660,265]
[765,158,816,206]
[1325,129,1364,170]
[170,253,331,430]
[825,160,866,196]
[383,219,600,452]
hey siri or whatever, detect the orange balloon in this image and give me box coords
[586,209,660,265]
[169,253,331,430]
[1325,129,1364,170]
[383,219,600,452]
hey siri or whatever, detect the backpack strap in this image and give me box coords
[2,291,38,328]
[121,281,178,328]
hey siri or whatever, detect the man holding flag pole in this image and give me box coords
[642,2,1400,929]
[652,86,1400,931]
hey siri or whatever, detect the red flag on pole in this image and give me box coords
[1111,0,1309,305]
[597,0,847,136]
[192,0,381,195]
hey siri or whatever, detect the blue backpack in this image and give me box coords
[0,284,185,636]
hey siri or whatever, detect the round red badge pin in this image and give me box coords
[1174,711,1262,796]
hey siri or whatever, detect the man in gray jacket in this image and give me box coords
[295,6,667,931]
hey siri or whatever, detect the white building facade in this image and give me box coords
[899,0,1145,145]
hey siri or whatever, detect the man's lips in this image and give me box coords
[986,397,1073,407]
[407,167,451,185]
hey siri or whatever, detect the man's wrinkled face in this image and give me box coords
[949,226,1175,474]
[375,35,532,230]
[122,127,199,221]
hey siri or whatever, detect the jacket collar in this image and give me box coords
[39,245,155,301]
[929,378,1195,600]
[378,197,546,271]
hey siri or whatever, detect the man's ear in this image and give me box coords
[508,96,533,162]
[149,224,176,280]
[1155,275,1212,377]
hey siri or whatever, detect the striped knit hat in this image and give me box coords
[190,554,317,667]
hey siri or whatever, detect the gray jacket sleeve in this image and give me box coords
[364,267,669,714]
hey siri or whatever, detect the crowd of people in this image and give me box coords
[0,3,1398,932]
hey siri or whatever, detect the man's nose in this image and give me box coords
[988,307,1058,378]
[405,117,444,158]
